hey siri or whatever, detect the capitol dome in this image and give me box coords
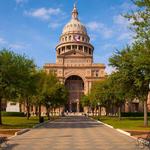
[62,4,87,35]
[56,4,94,56]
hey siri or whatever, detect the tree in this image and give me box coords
[109,43,150,126]
[125,0,150,42]
[0,49,35,124]
[80,94,90,115]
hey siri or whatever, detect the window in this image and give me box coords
[89,48,91,54]
[58,49,60,54]
[65,37,67,41]
[62,47,65,51]
[96,70,99,77]
[69,36,71,41]
[72,45,77,49]
[82,37,84,41]
[84,46,88,53]
[79,45,83,50]
[67,45,71,50]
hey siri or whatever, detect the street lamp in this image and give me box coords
[97,102,100,117]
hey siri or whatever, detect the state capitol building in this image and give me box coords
[44,4,105,112]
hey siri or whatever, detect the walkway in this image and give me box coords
[6,116,136,150]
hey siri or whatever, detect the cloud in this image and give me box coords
[48,22,61,29]
[87,21,113,39]
[86,22,103,30]
[113,15,129,28]
[0,37,7,44]
[120,2,138,12]
[102,43,117,50]
[24,7,61,21]
[117,32,131,41]
[9,43,26,50]
[105,66,116,75]
[113,15,134,42]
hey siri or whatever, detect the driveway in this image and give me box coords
[6,116,136,150]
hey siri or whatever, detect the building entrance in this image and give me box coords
[65,75,84,112]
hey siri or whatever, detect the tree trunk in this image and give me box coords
[100,106,102,116]
[46,106,50,120]
[38,103,41,123]
[0,97,2,125]
[143,100,148,127]
[118,106,121,120]
[106,107,109,116]
[35,105,38,116]
[87,106,89,116]
[19,103,22,112]
[26,99,30,120]
[59,107,60,116]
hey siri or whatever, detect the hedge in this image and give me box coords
[2,111,25,117]
[121,112,150,117]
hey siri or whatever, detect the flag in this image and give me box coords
[73,35,80,42]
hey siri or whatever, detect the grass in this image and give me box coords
[93,116,150,131]
[0,116,48,129]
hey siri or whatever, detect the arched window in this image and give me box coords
[69,36,71,41]
[58,49,60,54]
[65,36,67,41]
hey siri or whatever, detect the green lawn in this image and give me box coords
[0,116,48,129]
[93,116,150,131]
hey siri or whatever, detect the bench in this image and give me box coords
[136,133,150,149]
[0,136,7,148]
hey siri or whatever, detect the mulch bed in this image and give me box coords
[0,129,20,138]
[125,130,150,138]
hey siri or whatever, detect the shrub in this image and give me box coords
[121,112,150,117]
[2,111,25,117]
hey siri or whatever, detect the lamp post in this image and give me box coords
[97,102,100,117]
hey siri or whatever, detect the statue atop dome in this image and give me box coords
[72,3,78,20]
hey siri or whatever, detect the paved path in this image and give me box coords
[6,116,136,150]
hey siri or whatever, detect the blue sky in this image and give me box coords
[0,0,137,73]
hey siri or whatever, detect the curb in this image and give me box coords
[33,120,49,128]
[96,120,114,129]
[116,129,131,136]
[15,129,30,136]
[95,119,137,139]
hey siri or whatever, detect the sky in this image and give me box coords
[0,0,137,73]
